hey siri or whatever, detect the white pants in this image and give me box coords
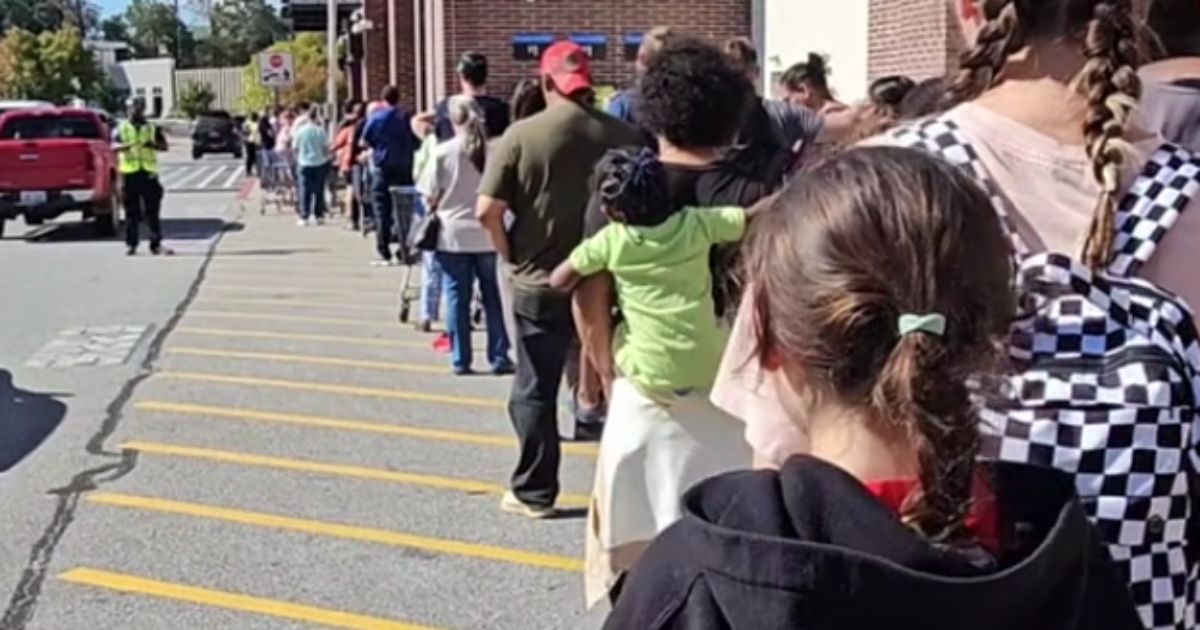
[585,378,750,606]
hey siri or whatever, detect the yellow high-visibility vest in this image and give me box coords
[118,121,158,174]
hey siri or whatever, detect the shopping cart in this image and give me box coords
[389,186,422,323]
[260,151,297,215]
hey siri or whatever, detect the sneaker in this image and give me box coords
[296,218,308,227]
[500,491,556,519]
[305,217,317,227]
[126,246,137,256]
[452,367,475,376]
[432,333,452,354]
[491,363,516,376]
[316,217,326,226]
[415,320,432,333]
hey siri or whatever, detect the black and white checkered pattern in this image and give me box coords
[894,118,1200,630]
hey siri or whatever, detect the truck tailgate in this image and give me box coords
[0,139,93,191]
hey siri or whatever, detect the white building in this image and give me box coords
[117,58,177,117]
[758,0,872,103]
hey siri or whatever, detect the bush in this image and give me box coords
[177,81,216,119]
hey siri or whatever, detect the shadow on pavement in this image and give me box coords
[23,218,243,244]
[0,370,69,473]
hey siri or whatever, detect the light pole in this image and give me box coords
[326,0,337,133]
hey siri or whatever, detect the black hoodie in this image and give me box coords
[604,456,1141,630]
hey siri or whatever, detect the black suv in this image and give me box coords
[191,111,242,160]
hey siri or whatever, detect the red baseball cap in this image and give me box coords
[540,41,593,96]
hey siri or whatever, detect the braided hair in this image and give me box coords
[945,0,1143,269]
[594,147,671,228]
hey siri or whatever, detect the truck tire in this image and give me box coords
[93,190,122,237]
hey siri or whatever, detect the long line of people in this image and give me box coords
[255,0,1200,624]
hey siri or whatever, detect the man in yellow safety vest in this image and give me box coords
[113,97,169,255]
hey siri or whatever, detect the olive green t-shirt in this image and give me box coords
[478,101,641,290]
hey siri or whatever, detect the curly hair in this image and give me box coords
[944,0,1142,269]
[593,147,671,227]
[637,37,753,149]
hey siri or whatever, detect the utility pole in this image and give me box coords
[326,0,337,132]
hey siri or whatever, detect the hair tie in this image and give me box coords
[898,313,947,338]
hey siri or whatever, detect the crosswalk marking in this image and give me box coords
[187,310,398,329]
[168,347,449,374]
[121,440,591,507]
[157,371,505,407]
[59,568,444,630]
[86,493,585,572]
[132,401,599,457]
[158,164,245,192]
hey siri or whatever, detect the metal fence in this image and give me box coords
[174,67,246,113]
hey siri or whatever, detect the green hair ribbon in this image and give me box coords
[897,313,947,338]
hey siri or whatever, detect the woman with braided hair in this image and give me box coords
[710,0,1200,626]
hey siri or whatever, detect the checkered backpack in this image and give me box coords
[894,117,1200,630]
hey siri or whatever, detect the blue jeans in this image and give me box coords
[435,252,511,372]
[298,164,328,220]
[421,250,442,323]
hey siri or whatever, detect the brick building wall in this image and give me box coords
[444,0,751,98]
[361,0,751,108]
[867,0,959,82]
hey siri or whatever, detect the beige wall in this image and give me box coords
[762,0,870,103]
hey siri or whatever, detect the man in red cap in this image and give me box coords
[477,41,640,519]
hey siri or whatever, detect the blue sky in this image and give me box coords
[97,0,130,17]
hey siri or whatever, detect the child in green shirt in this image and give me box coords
[551,147,753,606]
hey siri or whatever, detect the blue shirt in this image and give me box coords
[361,106,417,181]
[292,123,329,168]
[607,90,636,125]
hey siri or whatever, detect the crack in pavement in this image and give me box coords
[0,207,243,630]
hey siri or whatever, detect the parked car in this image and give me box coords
[0,100,53,116]
[0,108,121,238]
[191,111,242,160]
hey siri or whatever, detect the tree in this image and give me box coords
[0,0,98,37]
[207,0,285,66]
[99,15,130,42]
[0,26,104,103]
[125,0,195,64]
[176,80,215,118]
[240,34,343,113]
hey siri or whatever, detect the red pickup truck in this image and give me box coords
[0,107,121,238]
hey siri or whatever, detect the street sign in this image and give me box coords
[259,52,295,88]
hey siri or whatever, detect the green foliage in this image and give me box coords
[99,15,130,42]
[0,26,104,104]
[176,80,216,118]
[125,0,195,64]
[206,0,286,67]
[0,0,98,38]
[240,34,344,114]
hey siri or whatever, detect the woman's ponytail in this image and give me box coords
[447,95,488,173]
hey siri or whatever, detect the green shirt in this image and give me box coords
[478,101,641,291]
[569,206,747,393]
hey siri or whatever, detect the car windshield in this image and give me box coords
[0,115,102,140]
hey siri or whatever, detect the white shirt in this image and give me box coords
[416,136,494,253]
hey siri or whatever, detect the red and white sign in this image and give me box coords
[259,51,295,88]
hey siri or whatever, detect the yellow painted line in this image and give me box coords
[194,297,396,314]
[175,327,429,349]
[205,275,398,290]
[120,440,590,507]
[85,493,584,572]
[132,401,598,457]
[202,284,394,296]
[187,310,395,329]
[59,568,442,630]
[168,347,448,375]
[155,372,505,408]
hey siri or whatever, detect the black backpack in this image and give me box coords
[895,116,1200,630]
